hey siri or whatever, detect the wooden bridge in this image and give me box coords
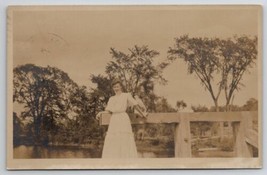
[100,111,258,158]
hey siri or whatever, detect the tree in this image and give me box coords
[190,105,215,137]
[67,86,103,144]
[89,74,114,115]
[219,36,258,111]
[242,98,258,111]
[168,35,221,111]
[13,64,79,144]
[176,100,187,111]
[191,105,209,112]
[168,35,257,111]
[13,112,23,145]
[154,97,176,112]
[90,46,176,145]
[106,45,168,94]
[91,45,170,112]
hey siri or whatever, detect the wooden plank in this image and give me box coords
[232,122,242,157]
[100,113,180,125]
[188,112,243,122]
[174,115,191,157]
[145,113,180,124]
[100,111,258,125]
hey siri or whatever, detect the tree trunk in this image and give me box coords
[34,116,41,145]
[225,100,231,112]
[213,99,224,141]
[225,94,235,112]
[214,99,219,112]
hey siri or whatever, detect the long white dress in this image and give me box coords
[102,93,138,158]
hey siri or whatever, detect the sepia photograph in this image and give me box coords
[7,5,262,169]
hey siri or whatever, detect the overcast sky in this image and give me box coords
[12,6,260,110]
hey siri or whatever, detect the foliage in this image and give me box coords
[190,105,212,136]
[191,105,209,112]
[13,64,101,145]
[168,35,221,110]
[219,36,258,110]
[89,46,178,150]
[190,98,258,138]
[91,45,170,112]
[241,98,258,111]
[106,45,168,94]
[13,112,23,145]
[176,100,187,111]
[154,97,177,112]
[209,98,258,112]
[168,35,257,111]
[64,86,103,144]
[13,64,80,144]
[219,137,234,151]
[150,139,160,146]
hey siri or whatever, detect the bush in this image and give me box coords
[165,140,174,149]
[219,137,234,151]
[150,139,160,146]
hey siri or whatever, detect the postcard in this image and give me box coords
[7,5,262,169]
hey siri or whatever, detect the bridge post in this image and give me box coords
[232,114,253,157]
[242,112,257,157]
[174,115,191,157]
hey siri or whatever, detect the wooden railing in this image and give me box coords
[100,111,258,157]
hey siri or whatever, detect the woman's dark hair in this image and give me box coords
[111,78,126,92]
[111,79,122,87]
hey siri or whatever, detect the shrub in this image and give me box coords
[150,139,160,146]
[165,140,174,149]
[219,137,234,151]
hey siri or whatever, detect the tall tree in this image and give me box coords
[91,45,170,112]
[168,35,221,111]
[106,45,167,94]
[66,86,102,144]
[219,36,258,111]
[168,35,257,111]
[13,112,23,145]
[13,64,79,144]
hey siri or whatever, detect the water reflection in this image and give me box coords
[13,145,173,159]
[138,151,157,158]
[13,145,101,159]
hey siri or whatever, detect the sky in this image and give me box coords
[12,6,261,110]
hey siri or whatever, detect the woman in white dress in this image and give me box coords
[97,80,147,158]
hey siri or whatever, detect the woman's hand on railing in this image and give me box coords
[96,112,102,120]
[142,111,148,119]
[133,105,148,119]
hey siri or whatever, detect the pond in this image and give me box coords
[13,145,173,159]
[13,145,101,158]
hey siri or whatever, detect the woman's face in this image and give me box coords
[112,83,122,94]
